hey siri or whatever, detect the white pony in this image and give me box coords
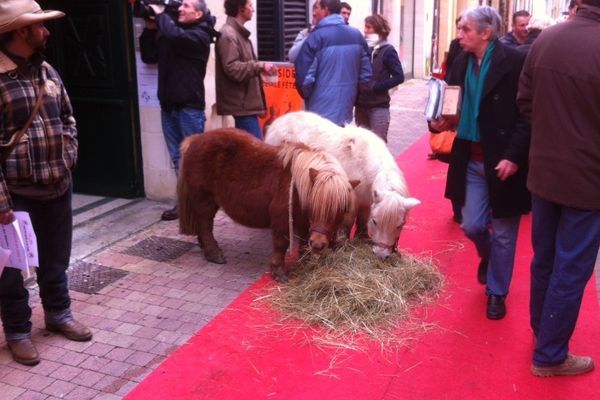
[265,111,420,259]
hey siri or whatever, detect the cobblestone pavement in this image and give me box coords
[0,80,430,399]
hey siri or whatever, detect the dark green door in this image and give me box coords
[40,0,144,198]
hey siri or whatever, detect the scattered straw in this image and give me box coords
[262,240,444,349]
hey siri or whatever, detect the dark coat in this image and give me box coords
[139,13,213,111]
[445,41,531,218]
[517,5,600,210]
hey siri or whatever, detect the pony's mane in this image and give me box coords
[278,144,353,222]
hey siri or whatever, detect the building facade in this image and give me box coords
[38,0,571,201]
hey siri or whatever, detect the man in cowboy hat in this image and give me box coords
[0,0,92,366]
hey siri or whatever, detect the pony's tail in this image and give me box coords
[177,139,200,236]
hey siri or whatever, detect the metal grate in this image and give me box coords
[68,262,129,294]
[122,235,194,262]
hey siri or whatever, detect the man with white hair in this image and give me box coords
[0,0,92,366]
[431,6,530,321]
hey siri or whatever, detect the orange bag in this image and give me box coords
[429,130,456,155]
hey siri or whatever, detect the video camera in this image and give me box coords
[132,0,182,19]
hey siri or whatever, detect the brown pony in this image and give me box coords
[177,128,358,282]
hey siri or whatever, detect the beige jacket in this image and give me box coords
[215,17,265,116]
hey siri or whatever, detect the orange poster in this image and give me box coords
[259,63,304,133]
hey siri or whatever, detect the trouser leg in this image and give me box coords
[532,195,600,366]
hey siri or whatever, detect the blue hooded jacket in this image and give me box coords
[294,14,372,126]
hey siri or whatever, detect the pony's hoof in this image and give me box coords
[205,251,226,264]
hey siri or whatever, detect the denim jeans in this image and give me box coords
[355,106,391,143]
[530,194,600,367]
[461,161,521,296]
[161,108,206,175]
[0,189,73,339]
[234,115,263,140]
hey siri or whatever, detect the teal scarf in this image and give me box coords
[457,41,496,142]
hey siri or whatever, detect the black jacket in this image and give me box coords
[139,13,213,111]
[445,41,531,218]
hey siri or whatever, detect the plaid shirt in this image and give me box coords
[0,51,78,212]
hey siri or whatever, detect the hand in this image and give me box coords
[495,159,518,181]
[262,63,278,76]
[148,4,165,15]
[430,117,454,132]
[0,210,15,225]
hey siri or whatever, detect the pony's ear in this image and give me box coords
[349,179,360,189]
[402,197,421,209]
[372,190,382,203]
[309,167,319,184]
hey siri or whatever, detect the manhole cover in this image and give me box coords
[68,262,129,294]
[122,235,194,262]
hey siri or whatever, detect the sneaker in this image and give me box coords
[531,354,594,377]
[161,206,178,221]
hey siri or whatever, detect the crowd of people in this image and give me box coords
[0,0,598,382]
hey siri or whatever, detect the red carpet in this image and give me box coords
[126,137,600,400]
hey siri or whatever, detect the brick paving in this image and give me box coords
[0,79,430,399]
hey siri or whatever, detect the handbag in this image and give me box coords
[0,82,45,164]
[429,130,456,155]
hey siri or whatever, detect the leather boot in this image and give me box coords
[531,354,594,377]
[46,319,93,341]
[7,338,40,366]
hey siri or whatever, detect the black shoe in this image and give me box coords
[477,258,488,285]
[161,206,178,221]
[487,294,506,320]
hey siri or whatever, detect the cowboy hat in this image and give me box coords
[0,0,64,35]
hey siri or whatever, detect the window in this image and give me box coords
[256,0,308,61]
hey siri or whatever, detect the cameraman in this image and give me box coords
[139,0,218,221]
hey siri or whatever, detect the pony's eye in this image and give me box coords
[371,219,377,226]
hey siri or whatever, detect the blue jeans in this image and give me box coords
[0,190,74,339]
[161,108,206,175]
[234,115,262,140]
[461,161,521,296]
[530,194,600,367]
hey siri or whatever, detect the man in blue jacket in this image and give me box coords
[294,0,371,126]
[139,0,218,220]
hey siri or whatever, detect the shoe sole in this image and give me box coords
[531,363,594,377]
[530,363,594,378]
[13,355,41,366]
[46,326,93,342]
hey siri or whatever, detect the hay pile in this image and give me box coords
[264,240,443,347]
